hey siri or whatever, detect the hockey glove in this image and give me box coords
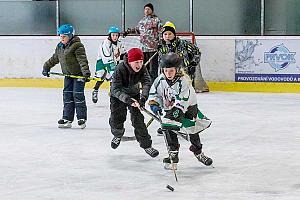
[122,29,130,37]
[149,100,162,115]
[139,95,147,108]
[190,60,198,66]
[82,71,91,82]
[187,66,196,76]
[42,69,50,77]
[165,106,184,122]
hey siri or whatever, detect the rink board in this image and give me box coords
[0,78,299,93]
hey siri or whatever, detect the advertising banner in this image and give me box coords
[235,40,300,82]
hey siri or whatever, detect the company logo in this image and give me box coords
[264,44,296,71]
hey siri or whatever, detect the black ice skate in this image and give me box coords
[58,119,72,128]
[163,151,179,170]
[92,89,98,103]
[194,152,213,166]
[111,137,121,149]
[78,119,86,129]
[157,128,163,136]
[144,147,159,158]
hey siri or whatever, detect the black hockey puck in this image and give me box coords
[166,184,174,192]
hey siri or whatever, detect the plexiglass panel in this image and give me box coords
[59,0,122,35]
[265,0,300,35]
[0,1,56,35]
[193,0,261,35]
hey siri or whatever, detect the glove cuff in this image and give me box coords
[125,97,135,105]
[148,100,159,106]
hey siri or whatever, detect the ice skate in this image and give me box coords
[111,137,121,149]
[144,147,159,158]
[78,119,86,129]
[58,119,72,128]
[92,89,98,103]
[194,151,213,166]
[157,128,163,136]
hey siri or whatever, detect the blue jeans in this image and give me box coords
[62,77,87,121]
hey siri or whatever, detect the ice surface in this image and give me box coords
[0,88,299,200]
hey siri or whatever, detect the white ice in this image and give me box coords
[0,88,299,200]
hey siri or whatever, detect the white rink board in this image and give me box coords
[1,36,300,81]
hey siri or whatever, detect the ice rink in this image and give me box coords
[0,88,299,200]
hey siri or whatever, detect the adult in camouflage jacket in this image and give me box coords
[125,3,163,82]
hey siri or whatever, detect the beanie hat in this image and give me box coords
[162,26,176,36]
[144,3,154,12]
[128,48,144,62]
[162,21,176,36]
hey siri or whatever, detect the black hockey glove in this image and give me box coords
[187,66,196,76]
[139,95,147,108]
[190,61,198,66]
[42,69,50,77]
[122,29,131,37]
[83,71,91,82]
[165,107,184,122]
[122,31,128,37]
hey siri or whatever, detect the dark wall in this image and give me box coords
[0,0,299,35]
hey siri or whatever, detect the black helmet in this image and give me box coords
[160,52,182,69]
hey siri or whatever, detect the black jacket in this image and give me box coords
[110,55,152,105]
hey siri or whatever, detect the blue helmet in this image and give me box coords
[108,26,120,34]
[57,24,74,35]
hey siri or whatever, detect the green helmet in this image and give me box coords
[160,52,182,69]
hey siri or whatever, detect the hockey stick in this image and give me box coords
[121,115,154,142]
[155,112,178,182]
[146,117,154,128]
[49,72,103,82]
[121,136,136,141]
[141,107,189,141]
[143,51,158,67]
[141,107,179,181]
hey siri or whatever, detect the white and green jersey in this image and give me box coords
[149,73,211,135]
[95,38,125,80]
[148,73,197,112]
[97,38,125,65]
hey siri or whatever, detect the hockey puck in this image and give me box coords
[166,184,174,192]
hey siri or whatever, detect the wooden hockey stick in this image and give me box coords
[121,117,154,142]
[143,51,158,67]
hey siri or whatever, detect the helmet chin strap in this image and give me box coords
[165,72,179,86]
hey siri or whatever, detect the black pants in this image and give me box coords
[144,51,159,82]
[93,80,104,90]
[164,105,202,152]
[62,77,87,121]
[109,96,152,149]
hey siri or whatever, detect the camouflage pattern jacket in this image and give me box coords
[158,37,201,73]
[128,14,163,52]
